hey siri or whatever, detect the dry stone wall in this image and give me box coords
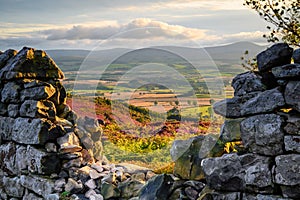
[0,47,156,200]
[206,43,300,199]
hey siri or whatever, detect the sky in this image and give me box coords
[0,0,269,50]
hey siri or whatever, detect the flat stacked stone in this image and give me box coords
[201,43,300,199]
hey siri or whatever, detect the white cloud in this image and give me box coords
[41,18,218,42]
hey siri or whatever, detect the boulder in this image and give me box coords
[202,153,273,193]
[285,81,300,112]
[139,174,174,200]
[231,71,266,96]
[274,154,300,199]
[20,100,56,120]
[100,181,120,199]
[0,49,17,69]
[284,135,300,153]
[257,43,293,72]
[170,135,217,180]
[241,114,284,156]
[293,48,300,63]
[0,47,64,80]
[272,63,300,79]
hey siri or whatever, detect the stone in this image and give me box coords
[20,84,56,102]
[80,135,94,149]
[214,88,285,118]
[93,141,103,161]
[293,48,300,63]
[118,180,144,199]
[243,193,292,200]
[139,174,174,200]
[7,104,19,117]
[49,80,67,106]
[27,145,61,174]
[131,172,146,182]
[2,176,25,197]
[116,163,150,174]
[91,162,104,173]
[1,81,21,103]
[0,49,17,69]
[90,194,104,200]
[89,168,102,179]
[0,116,14,140]
[285,81,300,112]
[62,157,83,168]
[54,178,66,192]
[220,118,244,142]
[185,186,199,200]
[85,189,96,198]
[231,71,266,96]
[257,43,293,72]
[241,114,284,156]
[170,135,217,180]
[20,100,56,120]
[284,135,300,153]
[283,112,300,135]
[183,180,205,191]
[272,63,300,79]
[200,191,242,200]
[65,178,84,193]
[240,88,285,116]
[22,190,43,200]
[274,154,300,199]
[202,153,273,193]
[45,142,57,152]
[20,175,56,197]
[100,182,120,199]
[85,179,97,190]
[0,102,8,115]
[57,132,82,153]
[12,118,60,145]
[0,47,64,80]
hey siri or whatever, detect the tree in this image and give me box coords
[244,0,300,46]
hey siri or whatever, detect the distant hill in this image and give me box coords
[46,42,267,72]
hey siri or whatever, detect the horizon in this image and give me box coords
[1,0,269,50]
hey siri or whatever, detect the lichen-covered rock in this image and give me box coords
[57,132,82,153]
[293,48,300,63]
[231,71,266,96]
[20,175,56,197]
[214,88,285,118]
[0,102,8,115]
[285,81,300,112]
[1,81,21,103]
[0,49,17,69]
[20,84,56,102]
[257,43,293,72]
[2,176,25,197]
[274,154,300,199]
[0,47,64,80]
[202,153,273,193]
[12,118,61,145]
[272,63,300,79]
[139,174,174,200]
[171,135,217,180]
[20,100,56,120]
[118,180,144,199]
[241,114,284,156]
[7,104,19,118]
[220,118,244,142]
[284,135,300,153]
[240,88,285,116]
[0,142,60,175]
